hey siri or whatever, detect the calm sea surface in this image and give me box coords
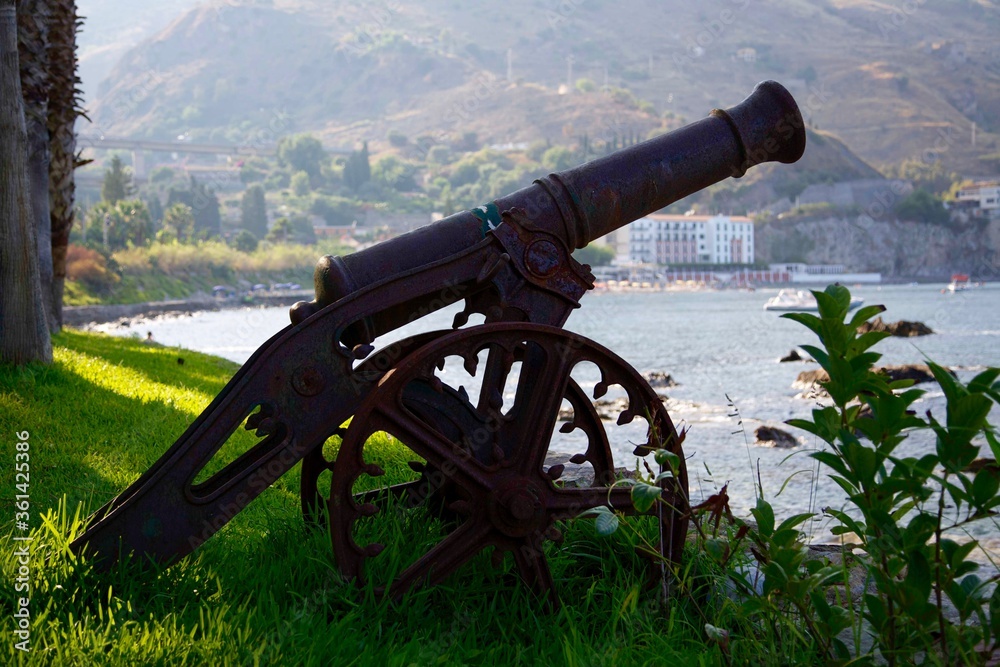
[97,284,1000,543]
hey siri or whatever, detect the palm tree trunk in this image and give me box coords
[0,0,52,364]
[17,0,56,333]
[47,0,83,330]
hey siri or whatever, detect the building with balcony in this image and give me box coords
[621,214,754,265]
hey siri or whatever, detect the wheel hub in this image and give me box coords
[489,478,547,537]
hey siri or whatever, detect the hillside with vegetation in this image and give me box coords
[86,0,1000,177]
[65,0,1000,301]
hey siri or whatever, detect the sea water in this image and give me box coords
[97,284,1000,544]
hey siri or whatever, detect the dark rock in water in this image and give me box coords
[878,364,949,383]
[793,364,953,394]
[593,398,626,420]
[857,316,933,337]
[755,425,798,448]
[643,371,678,388]
[780,349,804,362]
[558,394,669,422]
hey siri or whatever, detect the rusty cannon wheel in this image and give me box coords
[322,323,688,606]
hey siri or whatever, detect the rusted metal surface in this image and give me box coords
[322,324,687,606]
[71,81,806,601]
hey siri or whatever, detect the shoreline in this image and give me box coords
[64,291,311,327]
[64,281,982,327]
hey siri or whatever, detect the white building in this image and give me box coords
[955,181,1000,213]
[622,214,754,265]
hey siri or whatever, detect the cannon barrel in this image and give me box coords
[298,80,805,333]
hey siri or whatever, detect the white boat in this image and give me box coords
[763,289,864,312]
[946,274,970,293]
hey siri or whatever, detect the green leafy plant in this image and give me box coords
[586,285,1000,665]
[785,285,1000,664]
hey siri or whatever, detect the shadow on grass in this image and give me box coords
[57,329,241,396]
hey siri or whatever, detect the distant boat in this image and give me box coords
[947,274,970,293]
[763,289,864,312]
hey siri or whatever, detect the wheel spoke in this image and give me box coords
[508,343,579,477]
[545,485,634,521]
[386,520,493,600]
[512,539,558,609]
[373,406,492,493]
[476,341,512,419]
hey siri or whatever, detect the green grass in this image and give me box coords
[0,331,783,666]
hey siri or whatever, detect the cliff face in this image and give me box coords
[756,217,1000,280]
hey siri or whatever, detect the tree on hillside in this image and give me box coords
[892,159,958,196]
[101,154,132,204]
[84,199,153,250]
[230,229,258,253]
[895,189,950,225]
[146,196,163,225]
[291,170,311,196]
[166,175,220,238]
[372,155,417,192]
[158,203,195,243]
[542,145,574,171]
[573,243,615,267]
[266,215,315,245]
[310,195,359,227]
[47,0,86,330]
[343,141,371,192]
[277,134,326,179]
[240,184,268,239]
[0,0,52,363]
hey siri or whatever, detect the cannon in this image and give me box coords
[72,81,806,605]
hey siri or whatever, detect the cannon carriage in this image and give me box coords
[72,81,807,606]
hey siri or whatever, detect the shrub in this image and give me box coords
[230,229,258,253]
[387,129,408,147]
[66,244,119,293]
[291,171,312,196]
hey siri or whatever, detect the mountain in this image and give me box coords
[77,0,203,103]
[86,0,1000,176]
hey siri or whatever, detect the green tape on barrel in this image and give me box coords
[471,202,503,236]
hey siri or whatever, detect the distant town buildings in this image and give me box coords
[954,180,1000,217]
[614,214,754,265]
